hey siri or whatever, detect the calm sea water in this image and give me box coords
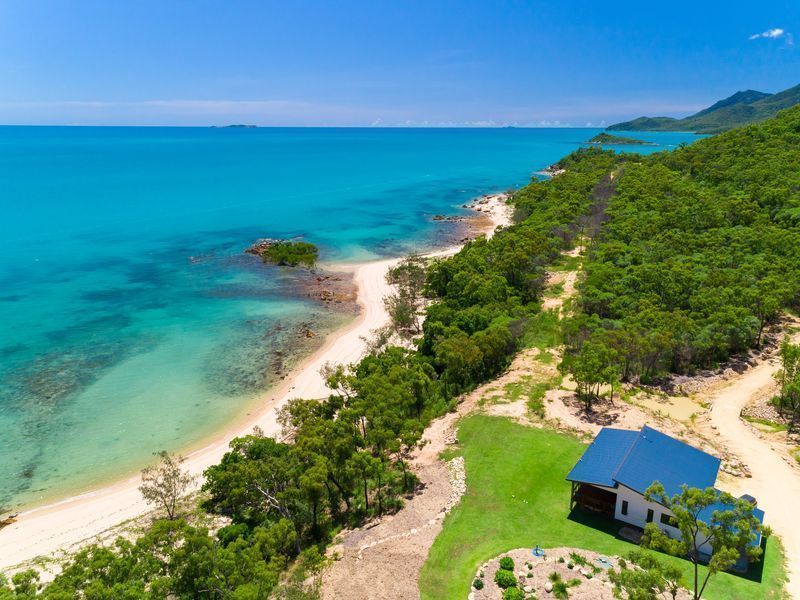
[0,127,700,510]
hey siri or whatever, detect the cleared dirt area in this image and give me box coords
[321,458,461,600]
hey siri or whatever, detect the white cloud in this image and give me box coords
[749,28,786,40]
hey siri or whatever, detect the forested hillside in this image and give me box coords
[564,105,800,386]
[609,83,800,133]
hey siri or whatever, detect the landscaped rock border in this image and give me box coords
[469,547,618,600]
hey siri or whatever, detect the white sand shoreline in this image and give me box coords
[0,193,512,571]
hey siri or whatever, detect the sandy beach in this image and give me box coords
[0,193,511,572]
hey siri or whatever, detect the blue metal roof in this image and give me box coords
[614,426,720,497]
[568,426,765,549]
[566,428,638,487]
[567,425,720,497]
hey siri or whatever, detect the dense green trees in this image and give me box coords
[564,106,800,384]
[0,519,308,599]
[420,147,625,396]
[774,338,800,428]
[261,241,319,268]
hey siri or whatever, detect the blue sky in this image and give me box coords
[0,0,797,126]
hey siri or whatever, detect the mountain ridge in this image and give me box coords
[609,84,800,133]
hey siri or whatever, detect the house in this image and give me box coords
[566,425,765,569]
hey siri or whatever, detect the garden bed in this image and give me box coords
[470,547,617,600]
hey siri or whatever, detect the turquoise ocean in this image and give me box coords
[0,127,700,511]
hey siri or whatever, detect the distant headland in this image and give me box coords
[608,82,800,134]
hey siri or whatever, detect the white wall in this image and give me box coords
[612,484,714,555]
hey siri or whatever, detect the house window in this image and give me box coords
[646,509,654,523]
[660,513,678,528]
[621,500,629,515]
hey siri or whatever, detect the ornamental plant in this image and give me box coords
[494,569,517,589]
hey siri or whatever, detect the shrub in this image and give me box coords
[568,551,588,566]
[472,578,484,590]
[548,572,581,599]
[553,581,569,600]
[499,556,515,571]
[557,556,565,564]
[260,241,319,268]
[217,522,250,546]
[494,569,517,589]
[502,588,525,600]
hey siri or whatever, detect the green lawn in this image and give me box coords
[419,415,787,600]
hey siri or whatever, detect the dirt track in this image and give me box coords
[702,354,800,599]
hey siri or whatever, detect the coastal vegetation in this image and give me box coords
[138,451,196,521]
[609,83,800,133]
[563,105,800,386]
[260,241,319,268]
[586,132,650,145]
[384,255,427,335]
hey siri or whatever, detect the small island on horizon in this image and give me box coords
[585,132,653,146]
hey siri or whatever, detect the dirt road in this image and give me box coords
[705,356,800,599]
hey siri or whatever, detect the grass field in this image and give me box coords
[419,415,787,600]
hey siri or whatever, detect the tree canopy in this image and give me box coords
[564,105,800,385]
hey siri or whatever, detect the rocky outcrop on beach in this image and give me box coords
[245,237,356,310]
[306,274,357,306]
[244,238,282,256]
[539,164,566,177]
